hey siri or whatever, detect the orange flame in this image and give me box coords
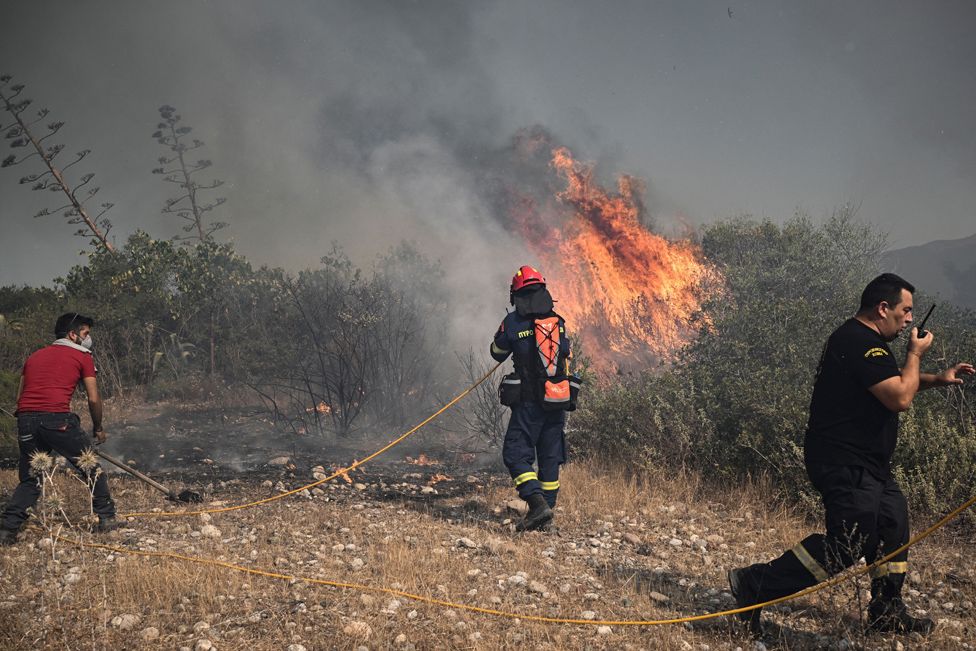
[306,401,332,414]
[405,453,440,466]
[427,473,452,486]
[332,464,354,484]
[510,145,717,373]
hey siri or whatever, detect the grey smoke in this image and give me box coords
[2,0,974,305]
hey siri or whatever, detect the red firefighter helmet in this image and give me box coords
[510,265,546,293]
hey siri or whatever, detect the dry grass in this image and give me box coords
[1,456,975,650]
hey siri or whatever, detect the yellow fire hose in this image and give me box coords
[120,362,503,518]
[10,364,975,627]
[59,489,976,626]
[54,359,976,627]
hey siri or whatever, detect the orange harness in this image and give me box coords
[534,316,570,407]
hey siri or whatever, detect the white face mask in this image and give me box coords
[79,334,93,350]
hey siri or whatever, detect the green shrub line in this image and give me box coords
[572,211,976,519]
[3,215,973,520]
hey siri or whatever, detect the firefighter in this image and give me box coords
[491,265,579,532]
[0,313,120,545]
[728,274,974,636]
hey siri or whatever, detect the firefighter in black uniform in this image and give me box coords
[491,265,578,532]
[728,273,974,636]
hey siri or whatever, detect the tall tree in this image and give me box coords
[0,74,116,253]
[151,105,226,242]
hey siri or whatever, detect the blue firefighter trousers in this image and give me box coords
[502,402,566,508]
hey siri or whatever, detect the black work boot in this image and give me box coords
[868,598,935,634]
[728,566,764,637]
[868,575,934,635]
[515,493,553,532]
[95,516,122,533]
[0,528,17,546]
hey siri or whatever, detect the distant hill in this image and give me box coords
[883,233,976,309]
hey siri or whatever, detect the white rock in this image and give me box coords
[581,610,596,620]
[506,500,529,515]
[597,625,611,635]
[456,537,477,549]
[350,558,365,570]
[669,538,683,547]
[193,621,210,634]
[394,633,408,645]
[649,591,669,603]
[194,640,213,651]
[343,621,372,638]
[528,581,546,594]
[268,456,290,466]
[286,646,307,651]
[111,613,141,630]
[140,627,160,641]
[199,525,221,539]
[507,575,528,586]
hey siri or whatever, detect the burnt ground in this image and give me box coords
[63,399,503,497]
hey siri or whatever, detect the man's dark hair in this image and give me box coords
[54,313,94,339]
[859,273,915,312]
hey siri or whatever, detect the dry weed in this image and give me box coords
[1,455,974,649]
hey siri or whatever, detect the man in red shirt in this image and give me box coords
[1,313,118,544]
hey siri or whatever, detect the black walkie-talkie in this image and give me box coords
[915,304,936,338]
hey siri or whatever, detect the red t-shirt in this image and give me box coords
[16,344,97,413]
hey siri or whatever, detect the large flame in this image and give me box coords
[508,144,717,373]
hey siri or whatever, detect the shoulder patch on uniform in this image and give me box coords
[864,347,889,358]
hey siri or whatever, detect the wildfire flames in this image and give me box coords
[306,401,332,414]
[508,140,718,372]
[405,453,440,466]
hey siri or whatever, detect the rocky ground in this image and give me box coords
[1,401,975,650]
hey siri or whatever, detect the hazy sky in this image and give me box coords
[2,1,974,288]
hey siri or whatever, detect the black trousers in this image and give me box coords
[502,402,566,507]
[742,463,910,602]
[2,412,116,531]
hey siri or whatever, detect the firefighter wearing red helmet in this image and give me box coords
[491,265,580,532]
